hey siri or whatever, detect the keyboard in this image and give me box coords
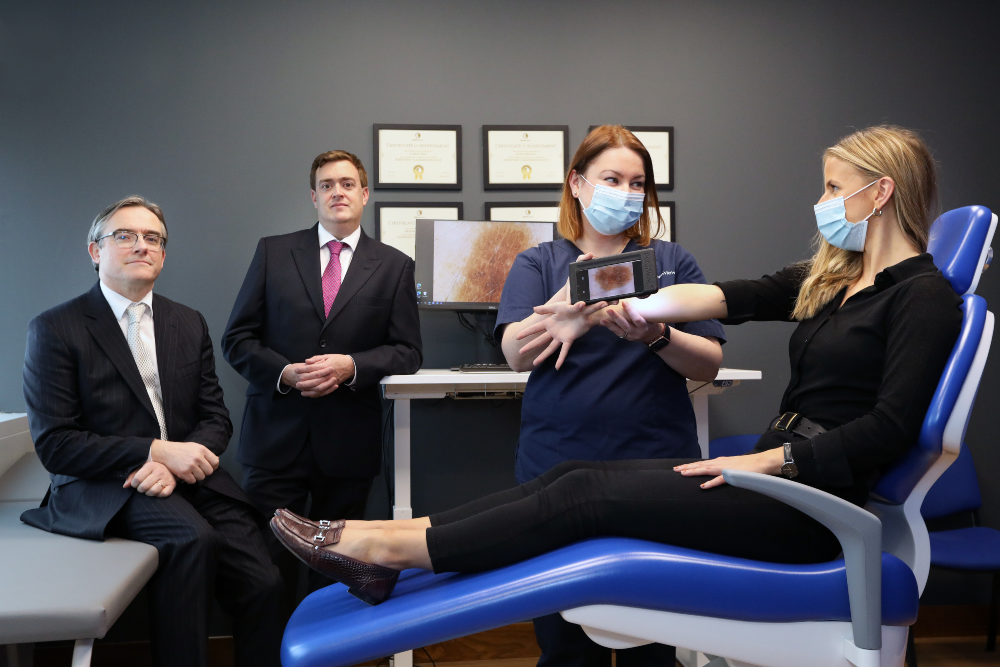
[454,363,515,373]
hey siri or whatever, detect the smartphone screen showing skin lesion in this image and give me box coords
[588,261,635,301]
[434,221,552,303]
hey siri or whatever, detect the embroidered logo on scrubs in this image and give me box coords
[658,270,675,278]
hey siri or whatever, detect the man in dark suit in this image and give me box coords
[22,196,285,667]
[223,150,422,599]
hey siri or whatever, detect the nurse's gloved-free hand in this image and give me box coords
[599,300,664,343]
[516,299,609,369]
[673,448,785,489]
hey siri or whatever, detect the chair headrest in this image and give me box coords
[927,206,996,296]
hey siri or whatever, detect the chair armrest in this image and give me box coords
[722,469,883,650]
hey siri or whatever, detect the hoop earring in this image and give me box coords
[874,208,883,217]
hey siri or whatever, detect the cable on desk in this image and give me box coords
[687,381,711,395]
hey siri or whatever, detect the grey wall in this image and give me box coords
[2,0,999,612]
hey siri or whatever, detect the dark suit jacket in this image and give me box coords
[222,225,422,478]
[21,282,245,540]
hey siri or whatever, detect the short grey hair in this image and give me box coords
[87,195,168,272]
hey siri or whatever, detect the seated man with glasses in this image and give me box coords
[21,195,285,667]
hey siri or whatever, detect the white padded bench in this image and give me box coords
[0,414,158,667]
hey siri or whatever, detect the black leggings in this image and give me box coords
[426,459,843,573]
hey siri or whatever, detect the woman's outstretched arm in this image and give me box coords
[623,283,729,323]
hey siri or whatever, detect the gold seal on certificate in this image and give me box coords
[485,201,560,223]
[373,124,462,190]
[374,202,463,260]
[483,125,569,190]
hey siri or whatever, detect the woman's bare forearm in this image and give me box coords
[626,284,729,323]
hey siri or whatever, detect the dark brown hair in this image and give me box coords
[310,150,368,190]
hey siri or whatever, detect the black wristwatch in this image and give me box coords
[648,325,671,353]
[780,442,799,478]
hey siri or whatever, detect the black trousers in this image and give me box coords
[105,482,285,667]
[427,458,842,573]
[242,438,373,605]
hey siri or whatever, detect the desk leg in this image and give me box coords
[72,639,94,667]
[691,395,710,459]
[391,399,414,667]
[393,398,412,520]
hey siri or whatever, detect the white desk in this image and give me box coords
[378,369,759,667]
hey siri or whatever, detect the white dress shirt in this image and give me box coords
[100,281,160,396]
[276,224,360,393]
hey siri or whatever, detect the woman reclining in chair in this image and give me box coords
[272,125,963,606]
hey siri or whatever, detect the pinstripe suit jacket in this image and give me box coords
[222,226,422,478]
[21,281,247,540]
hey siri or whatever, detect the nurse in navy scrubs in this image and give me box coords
[494,125,726,667]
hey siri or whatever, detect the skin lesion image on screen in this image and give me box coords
[433,221,552,303]
[588,261,635,301]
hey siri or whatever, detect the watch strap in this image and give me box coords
[648,325,670,352]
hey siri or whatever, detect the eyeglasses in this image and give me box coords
[96,230,167,250]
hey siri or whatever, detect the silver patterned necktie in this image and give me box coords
[126,302,168,440]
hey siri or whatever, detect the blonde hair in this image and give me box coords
[792,126,939,320]
[558,125,662,246]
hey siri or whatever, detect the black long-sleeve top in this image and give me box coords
[716,254,963,505]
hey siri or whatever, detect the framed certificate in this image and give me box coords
[483,125,569,190]
[485,201,561,223]
[373,124,462,190]
[589,125,673,190]
[374,201,463,260]
[647,202,675,242]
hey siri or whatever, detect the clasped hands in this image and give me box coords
[282,354,355,397]
[124,439,221,497]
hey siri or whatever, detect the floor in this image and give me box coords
[27,637,1000,666]
[912,637,1000,666]
[405,643,1000,667]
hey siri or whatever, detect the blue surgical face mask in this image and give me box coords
[813,180,879,252]
[577,175,646,236]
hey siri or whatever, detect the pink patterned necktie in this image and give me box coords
[322,240,345,317]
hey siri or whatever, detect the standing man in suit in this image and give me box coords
[21,196,285,667]
[223,150,422,598]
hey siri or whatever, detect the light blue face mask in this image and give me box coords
[813,180,879,252]
[577,175,646,236]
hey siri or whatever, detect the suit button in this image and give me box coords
[320,340,327,348]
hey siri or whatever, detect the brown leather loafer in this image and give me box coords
[274,508,324,529]
[270,514,399,605]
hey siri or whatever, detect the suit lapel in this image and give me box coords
[321,229,382,333]
[82,283,157,420]
[291,224,327,323]
[153,295,176,435]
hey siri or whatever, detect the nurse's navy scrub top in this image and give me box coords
[495,238,726,483]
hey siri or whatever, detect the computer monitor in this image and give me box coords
[414,218,556,311]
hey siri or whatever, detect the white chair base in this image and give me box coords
[563,605,907,667]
